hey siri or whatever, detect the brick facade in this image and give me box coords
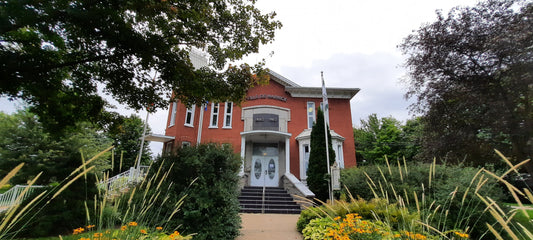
[163,71,358,184]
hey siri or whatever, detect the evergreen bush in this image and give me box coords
[307,108,335,202]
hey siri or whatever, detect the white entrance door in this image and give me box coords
[250,156,279,187]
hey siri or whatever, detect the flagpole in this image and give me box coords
[321,71,333,204]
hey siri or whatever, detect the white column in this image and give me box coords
[285,137,290,174]
[239,136,245,176]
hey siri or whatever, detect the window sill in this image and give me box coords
[222,126,232,129]
[168,124,175,128]
[184,124,194,128]
[208,126,218,129]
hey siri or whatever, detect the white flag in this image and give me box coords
[321,72,329,124]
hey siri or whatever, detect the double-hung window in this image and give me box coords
[209,103,219,128]
[169,102,177,127]
[223,102,233,128]
[184,105,195,127]
[307,102,315,129]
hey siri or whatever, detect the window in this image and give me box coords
[164,141,173,154]
[169,102,177,127]
[337,144,344,168]
[307,102,315,129]
[182,141,191,148]
[320,101,330,125]
[223,102,233,128]
[303,144,310,177]
[209,103,219,128]
[184,105,195,127]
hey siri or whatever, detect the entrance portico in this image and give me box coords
[240,130,291,187]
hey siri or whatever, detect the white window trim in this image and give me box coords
[336,144,344,168]
[223,102,233,129]
[301,143,310,181]
[169,102,177,127]
[307,102,315,129]
[209,102,219,128]
[184,105,195,127]
[182,141,191,148]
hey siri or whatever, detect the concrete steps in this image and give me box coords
[239,186,301,214]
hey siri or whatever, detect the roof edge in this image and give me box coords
[285,87,360,100]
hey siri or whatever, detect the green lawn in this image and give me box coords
[507,203,533,219]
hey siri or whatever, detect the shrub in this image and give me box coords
[341,160,508,238]
[297,197,420,233]
[140,143,242,240]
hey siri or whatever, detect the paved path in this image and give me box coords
[237,213,304,240]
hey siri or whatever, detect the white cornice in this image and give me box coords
[285,87,360,99]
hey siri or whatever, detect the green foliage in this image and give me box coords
[341,162,508,239]
[0,0,282,132]
[140,144,242,240]
[301,217,335,240]
[354,114,423,164]
[400,0,533,171]
[307,108,335,202]
[104,114,152,174]
[0,109,112,184]
[297,198,420,233]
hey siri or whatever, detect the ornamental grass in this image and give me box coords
[0,147,195,239]
[300,150,533,240]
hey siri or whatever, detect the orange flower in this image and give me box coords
[128,221,138,226]
[140,229,147,234]
[156,226,163,230]
[121,226,127,231]
[73,227,85,234]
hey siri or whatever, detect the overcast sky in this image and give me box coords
[0,0,480,155]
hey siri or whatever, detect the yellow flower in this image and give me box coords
[93,232,103,237]
[140,229,147,234]
[87,224,95,229]
[128,221,138,226]
[156,226,163,230]
[121,225,127,231]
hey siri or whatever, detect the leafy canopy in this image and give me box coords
[0,0,282,131]
[400,0,532,169]
[353,114,422,164]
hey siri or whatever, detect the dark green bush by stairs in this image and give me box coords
[147,143,242,240]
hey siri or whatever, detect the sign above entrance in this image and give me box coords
[246,94,287,102]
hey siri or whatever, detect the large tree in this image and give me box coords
[400,0,532,170]
[307,108,335,202]
[104,113,152,174]
[0,109,111,184]
[0,0,281,132]
[353,114,422,164]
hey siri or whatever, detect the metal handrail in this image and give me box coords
[99,166,149,192]
[0,185,45,210]
[262,170,266,214]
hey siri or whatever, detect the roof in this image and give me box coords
[268,70,360,100]
[268,70,300,87]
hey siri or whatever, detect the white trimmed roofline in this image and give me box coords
[285,86,359,100]
[267,70,360,100]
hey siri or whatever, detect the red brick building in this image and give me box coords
[156,71,359,189]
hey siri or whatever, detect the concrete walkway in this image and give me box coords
[237,213,303,240]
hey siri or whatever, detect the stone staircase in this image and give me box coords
[239,186,301,214]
